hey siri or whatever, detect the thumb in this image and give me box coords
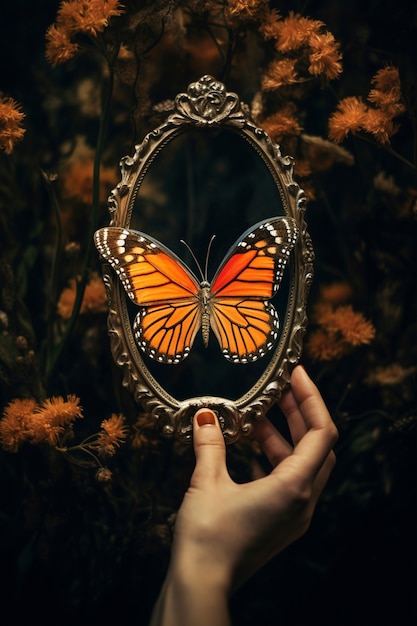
[192,409,227,478]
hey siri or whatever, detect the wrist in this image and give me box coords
[150,554,231,626]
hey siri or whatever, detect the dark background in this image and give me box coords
[0,1,416,625]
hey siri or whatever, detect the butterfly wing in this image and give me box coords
[209,216,299,362]
[94,227,202,363]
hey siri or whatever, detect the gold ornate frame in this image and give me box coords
[99,75,314,444]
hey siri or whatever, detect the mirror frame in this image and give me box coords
[99,75,314,444]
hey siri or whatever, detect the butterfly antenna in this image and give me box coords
[204,235,216,282]
[180,239,205,281]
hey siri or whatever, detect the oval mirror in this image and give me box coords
[94,75,314,444]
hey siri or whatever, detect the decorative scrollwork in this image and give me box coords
[99,76,313,444]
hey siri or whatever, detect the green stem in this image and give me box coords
[45,67,114,388]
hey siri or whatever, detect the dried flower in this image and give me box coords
[273,12,324,52]
[262,58,298,91]
[306,299,375,362]
[327,305,376,346]
[227,0,267,19]
[45,24,80,66]
[95,413,128,456]
[258,8,282,40]
[362,108,397,144]
[131,413,161,450]
[28,395,83,445]
[305,328,352,361]
[96,467,113,481]
[57,273,108,320]
[0,96,26,154]
[308,32,342,79]
[46,0,125,66]
[260,106,302,141]
[328,96,368,142]
[329,66,405,144]
[0,399,36,452]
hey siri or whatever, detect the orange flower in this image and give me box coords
[328,96,368,142]
[262,58,298,90]
[326,305,376,346]
[0,96,26,154]
[362,108,398,144]
[95,413,128,456]
[46,0,125,66]
[227,0,266,19]
[273,11,324,52]
[305,328,351,361]
[0,399,36,452]
[308,32,342,79]
[28,395,83,445]
[57,273,108,320]
[322,283,353,305]
[260,106,302,140]
[61,159,117,204]
[329,66,405,145]
[45,24,80,67]
[259,8,282,40]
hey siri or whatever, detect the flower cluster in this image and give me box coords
[305,284,376,362]
[328,66,406,144]
[0,395,83,451]
[0,96,26,154]
[45,0,125,66]
[260,10,343,89]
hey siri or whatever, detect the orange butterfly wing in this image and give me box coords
[94,227,202,363]
[209,217,298,362]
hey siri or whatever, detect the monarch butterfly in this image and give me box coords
[94,216,298,364]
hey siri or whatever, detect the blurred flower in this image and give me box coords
[57,273,108,320]
[96,467,113,481]
[227,0,267,20]
[301,134,354,171]
[0,398,36,452]
[95,413,128,456]
[46,0,125,67]
[319,281,354,304]
[131,412,161,450]
[325,305,376,346]
[260,105,302,140]
[60,159,117,204]
[306,301,375,362]
[262,58,298,90]
[365,364,416,386]
[0,96,26,154]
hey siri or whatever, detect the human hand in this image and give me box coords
[151,365,338,626]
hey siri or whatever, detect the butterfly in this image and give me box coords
[94,216,298,364]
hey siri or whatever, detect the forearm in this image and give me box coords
[149,561,231,626]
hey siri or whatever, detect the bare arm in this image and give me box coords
[150,365,338,626]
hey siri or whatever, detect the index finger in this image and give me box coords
[287,366,338,476]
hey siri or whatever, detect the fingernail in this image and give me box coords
[196,409,216,426]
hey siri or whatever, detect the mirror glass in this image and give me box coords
[128,129,289,401]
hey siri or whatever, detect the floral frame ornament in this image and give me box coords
[98,75,314,444]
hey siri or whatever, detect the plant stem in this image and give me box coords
[45,67,114,388]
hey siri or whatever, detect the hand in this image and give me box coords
[150,365,338,626]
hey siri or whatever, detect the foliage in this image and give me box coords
[0,1,416,624]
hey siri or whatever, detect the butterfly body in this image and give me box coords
[94,217,298,364]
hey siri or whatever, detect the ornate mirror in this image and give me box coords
[94,75,314,444]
